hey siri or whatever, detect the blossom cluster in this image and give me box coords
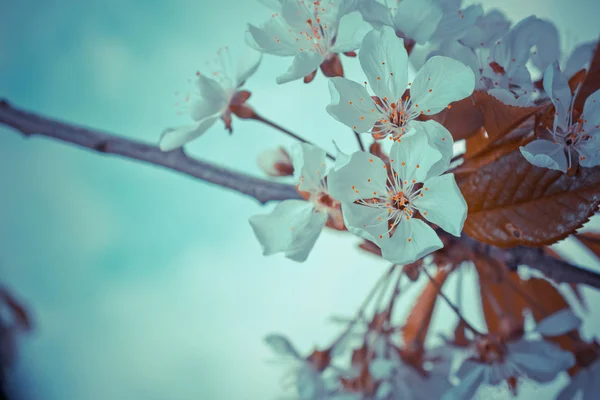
[159,0,600,398]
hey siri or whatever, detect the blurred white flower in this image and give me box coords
[250,143,342,262]
[257,146,294,177]
[327,26,473,145]
[247,0,369,84]
[557,351,600,400]
[328,133,466,265]
[520,61,600,172]
[443,309,581,399]
[159,47,261,151]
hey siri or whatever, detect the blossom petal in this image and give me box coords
[564,41,596,78]
[410,120,454,178]
[413,174,467,237]
[297,365,326,399]
[582,89,600,131]
[235,48,262,87]
[159,116,219,151]
[277,51,325,84]
[393,0,443,45]
[358,0,392,29]
[430,4,483,44]
[410,56,475,115]
[441,363,485,400]
[249,200,326,262]
[340,202,389,244]
[460,9,510,49]
[369,358,396,380]
[196,74,229,104]
[543,61,572,131]
[328,150,388,203]
[292,143,328,193]
[246,20,298,56]
[189,98,225,121]
[535,309,582,336]
[390,133,442,184]
[509,340,575,383]
[359,26,409,102]
[380,218,443,265]
[330,11,371,54]
[264,334,302,359]
[520,140,568,172]
[327,77,382,132]
[577,137,600,168]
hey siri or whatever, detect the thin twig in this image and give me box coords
[353,130,365,152]
[251,112,335,160]
[422,267,483,336]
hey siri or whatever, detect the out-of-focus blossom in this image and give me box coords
[459,8,510,49]
[328,133,466,265]
[563,41,597,79]
[265,335,361,399]
[250,143,343,262]
[557,342,600,400]
[358,0,481,50]
[257,146,294,177]
[159,47,261,151]
[520,62,600,172]
[442,309,580,399]
[247,0,370,84]
[327,26,473,146]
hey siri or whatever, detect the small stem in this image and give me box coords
[329,264,396,349]
[422,267,483,336]
[353,130,365,152]
[251,112,335,160]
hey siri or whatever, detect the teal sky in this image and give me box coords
[1,0,600,399]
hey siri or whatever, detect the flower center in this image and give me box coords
[371,96,421,141]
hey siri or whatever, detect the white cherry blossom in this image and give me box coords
[327,26,474,146]
[250,143,341,262]
[557,356,600,400]
[159,47,261,151]
[247,0,369,84]
[442,309,581,399]
[328,132,467,265]
[520,61,600,172]
[459,8,510,49]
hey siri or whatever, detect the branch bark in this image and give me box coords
[1,99,600,288]
[0,100,301,204]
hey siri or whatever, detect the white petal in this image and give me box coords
[507,16,559,73]
[577,136,600,168]
[508,340,575,383]
[327,77,382,133]
[296,365,326,399]
[358,0,393,29]
[196,74,229,104]
[380,218,443,264]
[441,364,485,400]
[564,41,596,78]
[264,334,302,358]
[280,0,313,30]
[460,10,510,48]
[410,120,454,178]
[543,61,572,131]
[369,358,396,380]
[246,20,298,56]
[330,11,371,54]
[535,308,582,336]
[413,174,467,237]
[332,141,351,170]
[258,146,293,177]
[359,26,409,102]
[248,200,326,262]
[431,40,479,78]
[189,98,225,121]
[159,116,219,151]
[390,132,442,184]
[393,0,443,45]
[582,89,600,131]
[430,4,483,44]
[410,56,475,115]
[292,143,328,193]
[327,150,388,203]
[520,140,568,172]
[277,51,325,84]
[340,201,389,244]
[235,47,262,87]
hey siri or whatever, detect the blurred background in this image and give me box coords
[1,0,599,398]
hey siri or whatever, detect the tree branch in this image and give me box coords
[2,100,600,288]
[0,100,301,204]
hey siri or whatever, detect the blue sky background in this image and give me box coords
[1,0,600,399]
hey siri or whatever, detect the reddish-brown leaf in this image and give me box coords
[569,69,587,92]
[575,231,600,259]
[402,268,449,347]
[422,95,483,140]
[455,135,532,176]
[460,150,600,247]
[574,40,600,112]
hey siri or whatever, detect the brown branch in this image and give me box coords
[0,100,301,204]
[2,100,600,289]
